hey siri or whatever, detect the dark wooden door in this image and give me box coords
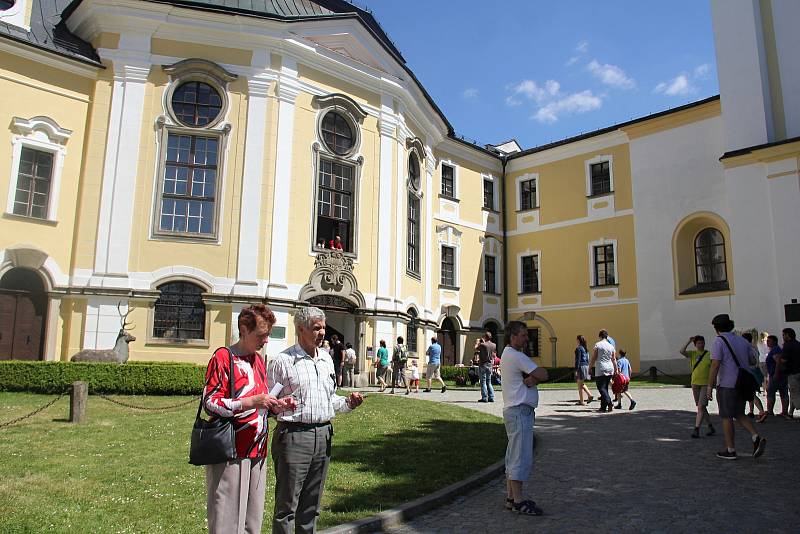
[437,318,457,365]
[0,293,14,359]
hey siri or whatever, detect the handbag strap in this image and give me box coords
[717,335,744,369]
[692,350,708,372]
[195,347,235,422]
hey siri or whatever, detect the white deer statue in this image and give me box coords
[71,303,136,364]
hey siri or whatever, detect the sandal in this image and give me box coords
[756,413,768,423]
[512,499,544,516]
[504,498,514,510]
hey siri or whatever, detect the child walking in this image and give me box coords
[409,360,420,393]
[614,350,637,410]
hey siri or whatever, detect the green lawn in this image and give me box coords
[0,392,505,533]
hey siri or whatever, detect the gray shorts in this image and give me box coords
[692,385,709,407]
[717,386,745,419]
[503,404,535,481]
[427,363,441,380]
[576,365,590,381]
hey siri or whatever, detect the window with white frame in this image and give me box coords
[6,116,71,222]
[585,155,614,197]
[441,245,456,287]
[483,178,495,210]
[441,163,455,198]
[311,94,367,255]
[484,254,497,293]
[155,60,235,240]
[520,254,540,293]
[593,244,616,286]
[407,192,421,275]
[520,177,537,210]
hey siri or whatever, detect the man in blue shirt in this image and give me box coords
[424,337,447,393]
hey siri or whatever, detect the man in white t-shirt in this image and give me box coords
[500,321,549,516]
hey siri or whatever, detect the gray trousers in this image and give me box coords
[271,423,333,534]
[206,457,267,534]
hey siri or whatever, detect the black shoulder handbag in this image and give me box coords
[718,335,758,401]
[189,348,237,466]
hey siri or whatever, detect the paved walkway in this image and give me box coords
[355,386,800,533]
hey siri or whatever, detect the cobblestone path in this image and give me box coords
[360,386,800,534]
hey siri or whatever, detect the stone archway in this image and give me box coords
[518,311,558,367]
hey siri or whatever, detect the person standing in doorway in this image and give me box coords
[680,335,716,438]
[424,336,446,393]
[706,314,766,460]
[478,331,496,403]
[330,335,344,387]
[500,321,548,516]
[343,342,356,388]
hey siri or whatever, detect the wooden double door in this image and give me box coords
[0,268,47,360]
[437,317,458,366]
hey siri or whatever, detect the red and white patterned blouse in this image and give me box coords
[203,347,270,459]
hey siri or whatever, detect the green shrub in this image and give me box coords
[438,365,576,383]
[0,361,206,395]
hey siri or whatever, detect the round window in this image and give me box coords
[171,81,222,127]
[0,0,15,10]
[408,153,420,189]
[321,111,354,155]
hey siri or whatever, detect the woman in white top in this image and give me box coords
[589,329,618,412]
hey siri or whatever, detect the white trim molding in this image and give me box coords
[6,116,72,221]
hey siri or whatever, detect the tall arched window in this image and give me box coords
[153,281,206,340]
[407,308,418,354]
[407,152,421,276]
[695,228,727,287]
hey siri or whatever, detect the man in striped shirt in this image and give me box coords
[268,307,363,534]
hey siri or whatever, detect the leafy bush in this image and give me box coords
[437,365,577,384]
[0,361,206,395]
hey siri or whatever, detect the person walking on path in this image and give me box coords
[589,330,617,412]
[390,336,411,395]
[706,314,766,460]
[424,336,447,393]
[375,340,389,392]
[782,328,800,417]
[500,321,549,516]
[614,350,637,410]
[680,335,716,438]
[574,335,594,405]
[478,331,497,403]
[268,307,363,534]
[203,304,296,534]
[741,332,766,419]
[763,334,790,421]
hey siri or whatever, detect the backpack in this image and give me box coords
[393,344,408,364]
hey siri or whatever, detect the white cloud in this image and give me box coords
[587,60,636,89]
[505,79,560,105]
[462,88,479,99]
[693,63,711,79]
[533,90,603,124]
[654,74,694,96]
[565,56,580,67]
[576,40,589,53]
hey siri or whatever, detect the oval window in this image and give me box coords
[321,111,354,155]
[171,81,222,127]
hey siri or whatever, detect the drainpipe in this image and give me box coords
[500,156,509,331]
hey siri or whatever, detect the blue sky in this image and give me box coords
[364,0,719,150]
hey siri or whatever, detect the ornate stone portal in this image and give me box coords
[298,251,365,309]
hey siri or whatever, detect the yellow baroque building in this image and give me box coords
[1,0,799,377]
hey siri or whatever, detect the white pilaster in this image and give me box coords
[394,119,407,303]
[94,60,150,278]
[375,94,396,308]
[711,0,774,151]
[235,55,273,296]
[769,0,800,138]
[423,143,435,321]
[267,57,300,296]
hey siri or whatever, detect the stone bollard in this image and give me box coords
[70,381,88,423]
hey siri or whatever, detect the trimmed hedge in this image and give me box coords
[0,361,205,395]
